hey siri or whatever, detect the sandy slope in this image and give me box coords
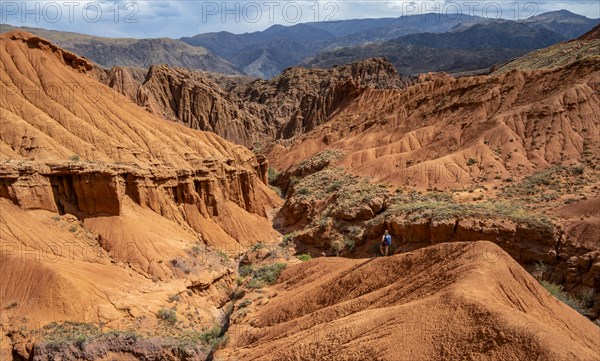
[0,198,191,324]
[0,31,281,358]
[0,30,282,247]
[269,60,599,189]
[0,31,251,166]
[218,241,600,361]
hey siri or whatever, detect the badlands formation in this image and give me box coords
[268,25,599,319]
[0,27,599,360]
[0,31,280,360]
[218,242,599,361]
[98,57,405,147]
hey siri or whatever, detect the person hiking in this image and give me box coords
[380,230,392,256]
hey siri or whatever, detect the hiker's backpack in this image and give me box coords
[384,234,392,245]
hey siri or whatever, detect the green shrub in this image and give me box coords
[540,281,586,314]
[217,250,228,262]
[326,179,344,192]
[231,288,245,300]
[68,225,78,233]
[75,334,88,347]
[532,261,547,280]
[157,308,177,325]
[174,326,227,352]
[331,239,345,255]
[36,322,100,349]
[103,330,139,341]
[280,232,297,246]
[35,322,228,355]
[168,294,180,303]
[499,165,591,205]
[253,263,287,285]
[239,265,254,277]
[343,236,355,251]
[348,225,363,236]
[467,158,478,166]
[247,279,265,289]
[580,290,595,309]
[268,167,281,185]
[297,254,312,261]
[318,217,330,231]
[241,263,288,289]
[238,299,252,308]
[572,165,585,175]
[252,142,263,154]
[294,150,344,173]
[203,326,228,349]
[190,245,201,255]
[380,193,553,232]
[69,154,80,161]
[297,187,310,195]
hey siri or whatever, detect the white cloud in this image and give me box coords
[1,0,598,38]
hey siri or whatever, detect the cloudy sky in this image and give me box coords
[1,0,599,38]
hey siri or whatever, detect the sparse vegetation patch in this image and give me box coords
[240,263,287,289]
[157,308,177,325]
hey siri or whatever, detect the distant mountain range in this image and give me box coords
[393,21,565,49]
[182,10,598,77]
[1,10,598,78]
[522,9,600,39]
[180,13,489,77]
[303,19,573,75]
[0,24,243,75]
